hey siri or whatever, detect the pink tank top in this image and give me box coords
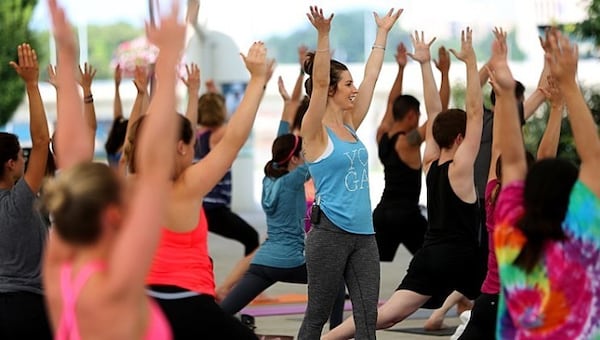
[146,209,216,296]
[55,262,172,340]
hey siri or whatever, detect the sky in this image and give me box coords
[33,0,589,51]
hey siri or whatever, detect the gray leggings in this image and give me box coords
[219,264,345,328]
[298,213,380,340]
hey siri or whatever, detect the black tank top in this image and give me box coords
[423,160,479,248]
[377,132,421,207]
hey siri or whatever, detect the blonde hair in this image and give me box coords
[41,162,121,244]
[197,93,227,127]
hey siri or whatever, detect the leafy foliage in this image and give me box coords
[575,0,600,46]
[0,0,39,125]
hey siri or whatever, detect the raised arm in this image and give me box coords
[523,29,553,120]
[77,62,98,149]
[408,31,441,173]
[434,45,451,111]
[547,30,600,195]
[376,42,407,142]
[182,63,200,128]
[48,0,92,169]
[536,76,564,159]
[9,43,50,192]
[277,75,299,133]
[292,45,308,102]
[449,28,483,184]
[487,28,526,185]
[181,42,271,198]
[119,65,150,173]
[109,1,183,291]
[351,8,402,129]
[300,6,334,161]
[113,64,123,119]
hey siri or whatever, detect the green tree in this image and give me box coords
[575,0,600,46]
[0,0,38,125]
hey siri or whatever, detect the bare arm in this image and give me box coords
[524,30,554,121]
[351,8,402,129]
[78,62,98,150]
[547,31,600,195]
[434,46,451,111]
[9,44,50,192]
[487,28,527,185]
[536,77,564,159]
[449,28,483,190]
[182,63,200,129]
[109,2,183,292]
[113,65,123,119]
[180,42,270,199]
[119,66,150,173]
[278,76,300,127]
[48,1,92,169]
[376,42,407,142]
[300,6,334,161]
[408,31,441,173]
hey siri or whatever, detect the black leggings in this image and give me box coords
[148,285,258,340]
[0,291,52,340]
[205,206,259,256]
[219,263,346,329]
[458,293,498,340]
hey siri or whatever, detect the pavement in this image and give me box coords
[208,210,461,340]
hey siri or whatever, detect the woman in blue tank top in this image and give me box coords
[297,6,402,340]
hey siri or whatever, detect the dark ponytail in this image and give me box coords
[264,134,302,178]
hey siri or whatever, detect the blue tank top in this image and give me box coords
[194,130,232,209]
[307,126,373,234]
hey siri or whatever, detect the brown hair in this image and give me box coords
[264,134,302,178]
[41,162,121,244]
[197,93,227,127]
[303,52,349,98]
[432,109,467,149]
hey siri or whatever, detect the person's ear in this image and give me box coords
[177,140,187,156]
[102,204,122,231]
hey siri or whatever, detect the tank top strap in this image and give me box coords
[57,261,105,340]
[343,124,359,140]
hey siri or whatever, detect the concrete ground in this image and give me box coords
[209,210,461,340]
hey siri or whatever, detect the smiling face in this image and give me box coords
[330,70,358,111]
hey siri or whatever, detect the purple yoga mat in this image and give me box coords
[241,300,388,317]
[240,301,353,317]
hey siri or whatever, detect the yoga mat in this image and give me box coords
[256,335,294,340]
[386,326,458,336]
[242,300,391,317]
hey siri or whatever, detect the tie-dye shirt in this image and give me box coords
[494,180,600,340]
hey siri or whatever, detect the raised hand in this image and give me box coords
[434,46,450,73]
[306,6,334,33]
[449,27,475,64]
[277,76,290,101]
[407,31,436,64]
[145,1,186,56]
[540,76,564,107]
[489,27,507,66]
[374,8,403,32]
[9,43,39,85]
[47,64,58,88]
[395,42,408,68]
[205,79,219,94]
[47,0,77,54]
[114,64,122,87]
[298,44,309,65]
[485,28,514,94]
[241,42,269,80]
[133,65,149,94]
[181,63,200,92]
[77,62,97,90]
[545,30,578,85]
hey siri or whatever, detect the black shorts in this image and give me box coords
[373,204,427,261]
[397,244,484,309]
